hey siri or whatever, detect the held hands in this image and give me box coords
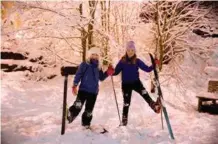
[72,85,78,96]
[155,59,160,65]
[107,64,115,76]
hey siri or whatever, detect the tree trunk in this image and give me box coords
[108,0,110,33]
[156,2,163,71]
[115,6,120,44]
[79,3,86,62]
[101,1,110,65]
[88,1,97,50]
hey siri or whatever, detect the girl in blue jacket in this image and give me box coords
[108,41,161,126]
[67,47,108,128]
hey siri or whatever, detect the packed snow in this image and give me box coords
[1,71,218,144]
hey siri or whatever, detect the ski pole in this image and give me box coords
[61,75,68,135]
[111,76,121,125]
[153,57,164,130]
[161,106,164,129]
[157,93,164,130]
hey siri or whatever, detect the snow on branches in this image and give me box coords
[140,1,213,70]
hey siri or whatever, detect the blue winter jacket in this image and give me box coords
[114,58,153,84]
[73,62,108,94]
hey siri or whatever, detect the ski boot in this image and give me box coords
[150,99,161,113]
[67,111,76,123]
[121,116,128,126]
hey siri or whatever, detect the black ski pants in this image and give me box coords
[69,90,97,126]
[121,79,154,125]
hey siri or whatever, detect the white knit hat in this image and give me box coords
[87,47,100,57]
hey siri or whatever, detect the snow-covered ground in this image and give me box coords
[1,71,218,144]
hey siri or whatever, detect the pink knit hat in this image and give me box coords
[126,41,136,52]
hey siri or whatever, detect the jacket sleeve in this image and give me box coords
[137,59,153,72]
[73,62,86,86]
[99,69,108,81]
[113,60,123,76]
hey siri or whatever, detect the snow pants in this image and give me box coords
[121,79,154,125]
[69,90,97,126]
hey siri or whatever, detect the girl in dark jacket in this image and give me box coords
[68,47,109,128]
[107,41,161,126]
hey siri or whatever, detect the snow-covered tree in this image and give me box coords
[139,1,218,109]
[140,1,213,70]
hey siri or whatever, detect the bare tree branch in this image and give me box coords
[45,46,78,65]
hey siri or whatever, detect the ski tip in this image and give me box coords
[100,128,108,134]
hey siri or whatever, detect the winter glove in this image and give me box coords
[107,64,115,76]
[155,59,160,65]
[72,85,78,96]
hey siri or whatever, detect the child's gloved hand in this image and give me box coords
[155,59,160,65]
[72,85,78,95]
[107,64,115,76]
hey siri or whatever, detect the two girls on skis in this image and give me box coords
[68,41,161,127]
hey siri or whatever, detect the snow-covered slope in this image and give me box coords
[1,71,218,144]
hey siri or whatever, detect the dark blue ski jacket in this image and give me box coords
[73,62,108,94]
[113,57,153,84]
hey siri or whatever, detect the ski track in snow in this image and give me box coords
[1,73,218,144]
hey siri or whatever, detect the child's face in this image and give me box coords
[90,53,99,60]
[126,49,135,58]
